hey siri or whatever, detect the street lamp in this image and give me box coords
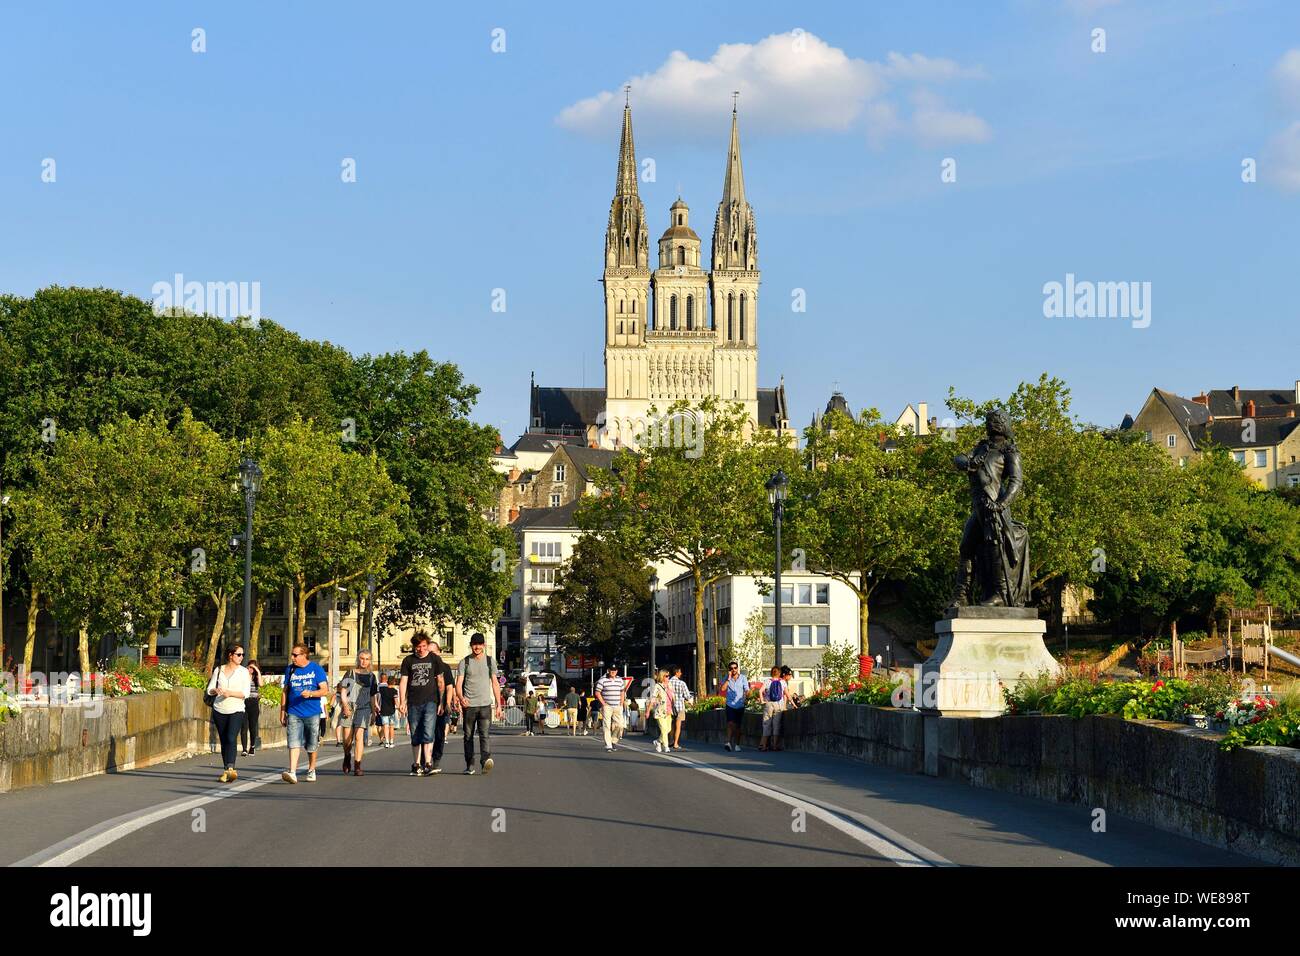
[365,573,376,657]
[765,469,789,669]
[649,572,659,676]
[238,458,262,651]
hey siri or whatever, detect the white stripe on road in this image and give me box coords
[12,753,344,868]
[605,736,951,867]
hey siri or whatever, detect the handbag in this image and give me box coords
[203,666,220,708]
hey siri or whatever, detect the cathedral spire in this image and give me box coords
[605,92,649,272]
[614,89,639,200]
[721,96,746,209]
[712,102,757,272]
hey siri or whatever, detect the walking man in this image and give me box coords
[429,639,457,774]
[398,632,446,777]
[668,665,693,751]
[281,644,329,783]
[564,685,581,736]
[456,633,502,775]
[377,673,397,748]
[595,664,627,753]
[720,660,748,752]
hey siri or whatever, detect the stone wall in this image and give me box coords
[686,703,1300,865]
[0,688,287,794]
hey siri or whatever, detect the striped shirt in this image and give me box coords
[667,676,692,713]
[595,676,625,707]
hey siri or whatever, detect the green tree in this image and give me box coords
[789,408,959,657]
[581,398,792,692]
[718,608,767,682]
[538,535,653,665]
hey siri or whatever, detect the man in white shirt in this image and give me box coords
[594,664,627,753]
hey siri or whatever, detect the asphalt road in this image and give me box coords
[1,728,1254,867]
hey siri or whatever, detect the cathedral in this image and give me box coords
[524,99,788,450]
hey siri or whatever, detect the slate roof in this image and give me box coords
[562,445,617,482]
[530,386,605,432]
[758,385,787,430]
[1198,417,1300,449]
[509,500,581,532]
[1206,388,1297,418]
[1153,388,1210,430]
[509,432,585,455]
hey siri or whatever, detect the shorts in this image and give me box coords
[725,705,746,726]
[408,701,438,745]
[378,714,395,726]
[350,705,372,729]
[286,713,321,752]
[566,708,578,724]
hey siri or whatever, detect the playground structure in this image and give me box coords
[1171,607,1300,678]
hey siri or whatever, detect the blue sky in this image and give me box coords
[2,1,1298,442]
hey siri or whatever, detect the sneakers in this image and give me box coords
[427,763,442,775]
[219,769,232,783]
[464,766,476,775]
[281,770,298,784]
[410,764,421,777]
[734,745,741,752]
[482,757,494,774]
[724,742,732,752]
[653,741,663,753]
[606,745,614,752]
[305,769,317,782]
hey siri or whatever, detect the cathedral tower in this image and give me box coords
[709,105,759,413]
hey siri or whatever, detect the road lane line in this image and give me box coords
[604,736,951,866]
[12,753,345,868]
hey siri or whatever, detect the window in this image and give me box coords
[531,568,557,585]
[780,584,793,605]
[762,588,773,605]
[550,493,562,508]
[306,594,318,615]
[1144,431,1153,442]
[686,296,693,329]
[727,295,734,339]
[631,320,637,333]
[1233,451,1246,466]
[618,320,624,334]
[1178,458,1188,468]
[531,541,561,559]
[814,626,830,646]
[1254,450,1268,468]
[740,294,747,341]
[554,464,566,482]
[631,300,636,314]
[1289,475,1300,488]
[797,625,813,646]
[268,632,284,656]
[797,584,813,605]
[677,214,683,225]
[816,583,829,605]
[619,299,624,314]
[336,594,351,615]
[678,246,686,265]
[1166,434,1176,448]
[670,295,677,330]
[303,630,317,654]
[766,625,794,646]
[267,591,284,616]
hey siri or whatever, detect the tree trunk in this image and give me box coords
[22,589,39,673]
[296,577,309,647]
[693,567,707,694]
[78,625,90,676]
[858,586,870,659]
[146,619,159,658]
[249,598,266,659]
[206,593,226,675]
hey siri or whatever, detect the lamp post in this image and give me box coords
[765,469,789,669]
[649,573,659,676]
[0,492,9,667]
[364,573,375,655]
[238,458,262,650]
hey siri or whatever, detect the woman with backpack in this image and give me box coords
[759,666,790,752]
[339,651,380,775]
[206,643,252,782]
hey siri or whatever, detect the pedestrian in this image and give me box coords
[564,685,581,736]
[668,665,693,751]
[398,631,446,777]
[456,633,502,775]
[339,651,379,775]
[587,692,602,734]
[330,680,348,746]
[241,658,262,756]
[759,666,789,752]
[780,665,800,709]
[207,643,251,783]
[720,660,748,752]
[429,639,457,774]
[647,669,674,753]
[595,664,627,753]
[536,694,548,735]
[507,687,517,708]
[576,691,588,735]
[377,672,397,749]
[281,643,329,784]
[523,690,538,736]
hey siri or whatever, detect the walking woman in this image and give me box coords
[759,666,789,752]
[340,651,379,775]
[240,658,262,756]
[647,669,674,753]
[207,644,252,783]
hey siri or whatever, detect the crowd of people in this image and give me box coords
[203,642,795,785]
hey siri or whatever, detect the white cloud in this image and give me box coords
[1265,121,1300,193]
[556,31,989,147]
[1275,48,1300,107]
[911,90,993,145]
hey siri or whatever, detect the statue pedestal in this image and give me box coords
[918,607,1060,718]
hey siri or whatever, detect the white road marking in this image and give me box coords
[12,753,345,868]
[603,736,952,866]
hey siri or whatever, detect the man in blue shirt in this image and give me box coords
[721,660,749,752]
[280,643,329,784]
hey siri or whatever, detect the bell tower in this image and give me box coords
[710,100,759,416]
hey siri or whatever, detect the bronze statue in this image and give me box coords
[951,409,1030,608]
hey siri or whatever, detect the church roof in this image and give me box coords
[530,385,605,432]
[659,223,700,242]
[758,385,787,430]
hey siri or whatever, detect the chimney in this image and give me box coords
[1191,393,1209,407]
[1245,399,1256,418]
[508,506,520,523]
[1295,380,1299,404]
[508,467,521,482]
[917,402,929,435]
[1232,385,1241,405]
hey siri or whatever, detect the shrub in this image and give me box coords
[1220,712,1300,751]
[1121,679,1193,720]
[687,695,724,715]
[1003,671,1060,714]
[258,683,283,707]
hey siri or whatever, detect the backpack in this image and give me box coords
[767,679,784,702]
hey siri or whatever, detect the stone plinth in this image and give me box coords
[919,607,1059,717]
